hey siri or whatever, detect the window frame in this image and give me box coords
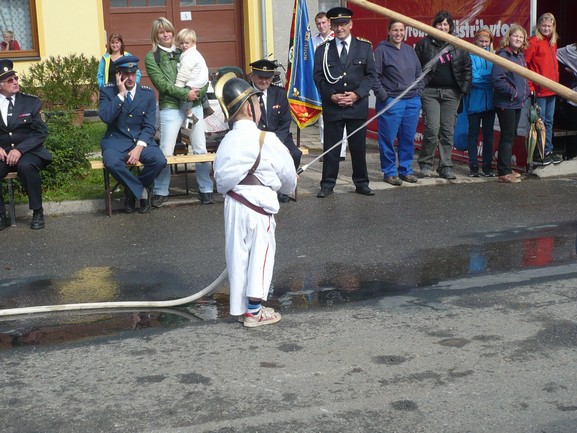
[0,0,40,60]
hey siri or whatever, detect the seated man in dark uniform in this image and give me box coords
[99,56,166,214]
[249,59,301,202]
[0,59,52,230]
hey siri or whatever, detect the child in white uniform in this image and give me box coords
[214,75,297,327]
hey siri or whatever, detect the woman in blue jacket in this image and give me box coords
[491,24,530,183]
[463,27,495,177]
[97,33,141,87]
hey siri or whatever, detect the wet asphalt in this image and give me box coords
[1,145,577,432]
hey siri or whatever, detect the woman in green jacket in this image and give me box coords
[145,17,213,206]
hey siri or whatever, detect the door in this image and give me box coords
[102,0,244,87]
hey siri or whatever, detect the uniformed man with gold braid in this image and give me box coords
[0,59,51,230]
[313,7,376,198]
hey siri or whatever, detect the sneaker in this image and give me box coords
[469,167,479,177]
[419,165,434,178]
[198,192,215,204]
[551,153,563,164]
[383,175,402,186]
[481,169,496,177]
[438,167,456,180]
[151,195,168,208]
[398,173,418,183]
[533,154,552,166]
[244,307,281,328]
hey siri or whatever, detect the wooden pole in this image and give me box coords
[347,0,577,104]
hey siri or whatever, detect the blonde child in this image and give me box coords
[175,28,209,124]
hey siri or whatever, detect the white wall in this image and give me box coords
[272,0,340,69]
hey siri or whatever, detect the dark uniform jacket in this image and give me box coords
[99,83,157,152]
[414,35,472,94]
[0,92,51,162]
[257,84,294,147]
[313,36,376,120]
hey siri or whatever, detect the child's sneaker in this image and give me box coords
[244,307,281,328]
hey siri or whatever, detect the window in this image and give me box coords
[111,0,166,6]
[0,0,39,59]
[180,0,233,5]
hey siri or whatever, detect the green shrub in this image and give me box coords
[20,54,99,110]
[42,113,93,189]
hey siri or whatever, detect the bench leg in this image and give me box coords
[183,163,190,195]
[103,168,112,217]
[7,178,16,226]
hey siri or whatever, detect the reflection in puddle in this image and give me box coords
[1,229,576,350]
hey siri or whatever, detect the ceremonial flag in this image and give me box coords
[286,0,322,128]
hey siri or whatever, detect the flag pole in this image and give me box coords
[347,0,577,104]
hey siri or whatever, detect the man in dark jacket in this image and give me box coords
[313,7,376,197]
[415,11,471,179]
[99,56,166,214]
[249,58,301,202]
[0,59,51,230]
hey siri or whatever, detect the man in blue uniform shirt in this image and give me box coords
[0,59,52,230]
[313,7,376,197]
[99,56,166,214]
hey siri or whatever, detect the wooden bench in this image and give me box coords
[90,154,216,217]
[1,172,18,226]
[90,143,310,216]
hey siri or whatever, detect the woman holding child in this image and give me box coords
[145,17,214,206]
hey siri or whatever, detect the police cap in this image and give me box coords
[249,59,277,78]
[114,55,139,73]
[326,7,353,24]
[0,59,16,80]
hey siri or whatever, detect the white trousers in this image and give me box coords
[224,196,276,316]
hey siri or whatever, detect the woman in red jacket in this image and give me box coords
[525,12,560,166]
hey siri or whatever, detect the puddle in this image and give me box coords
[1,228,576,350]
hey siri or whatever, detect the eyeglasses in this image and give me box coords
[1,75,18,84]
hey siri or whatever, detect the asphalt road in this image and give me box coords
[1,167,577,432]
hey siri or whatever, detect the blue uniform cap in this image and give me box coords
[114,55,139,73]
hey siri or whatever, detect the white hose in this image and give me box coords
[0,268,228,318]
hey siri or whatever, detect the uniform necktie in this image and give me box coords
[125,91,132,106]
[259,94,267,128]
[340,41,348,65]
[6,96,14,125]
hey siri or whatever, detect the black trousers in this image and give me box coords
[321,117,369,190]
[495,108,521,176]
[0,153,48,214]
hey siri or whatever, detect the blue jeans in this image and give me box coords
[467,110,495,170]
[154,106,213,196]
[376,96,421,177]
[536,96,555,154]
